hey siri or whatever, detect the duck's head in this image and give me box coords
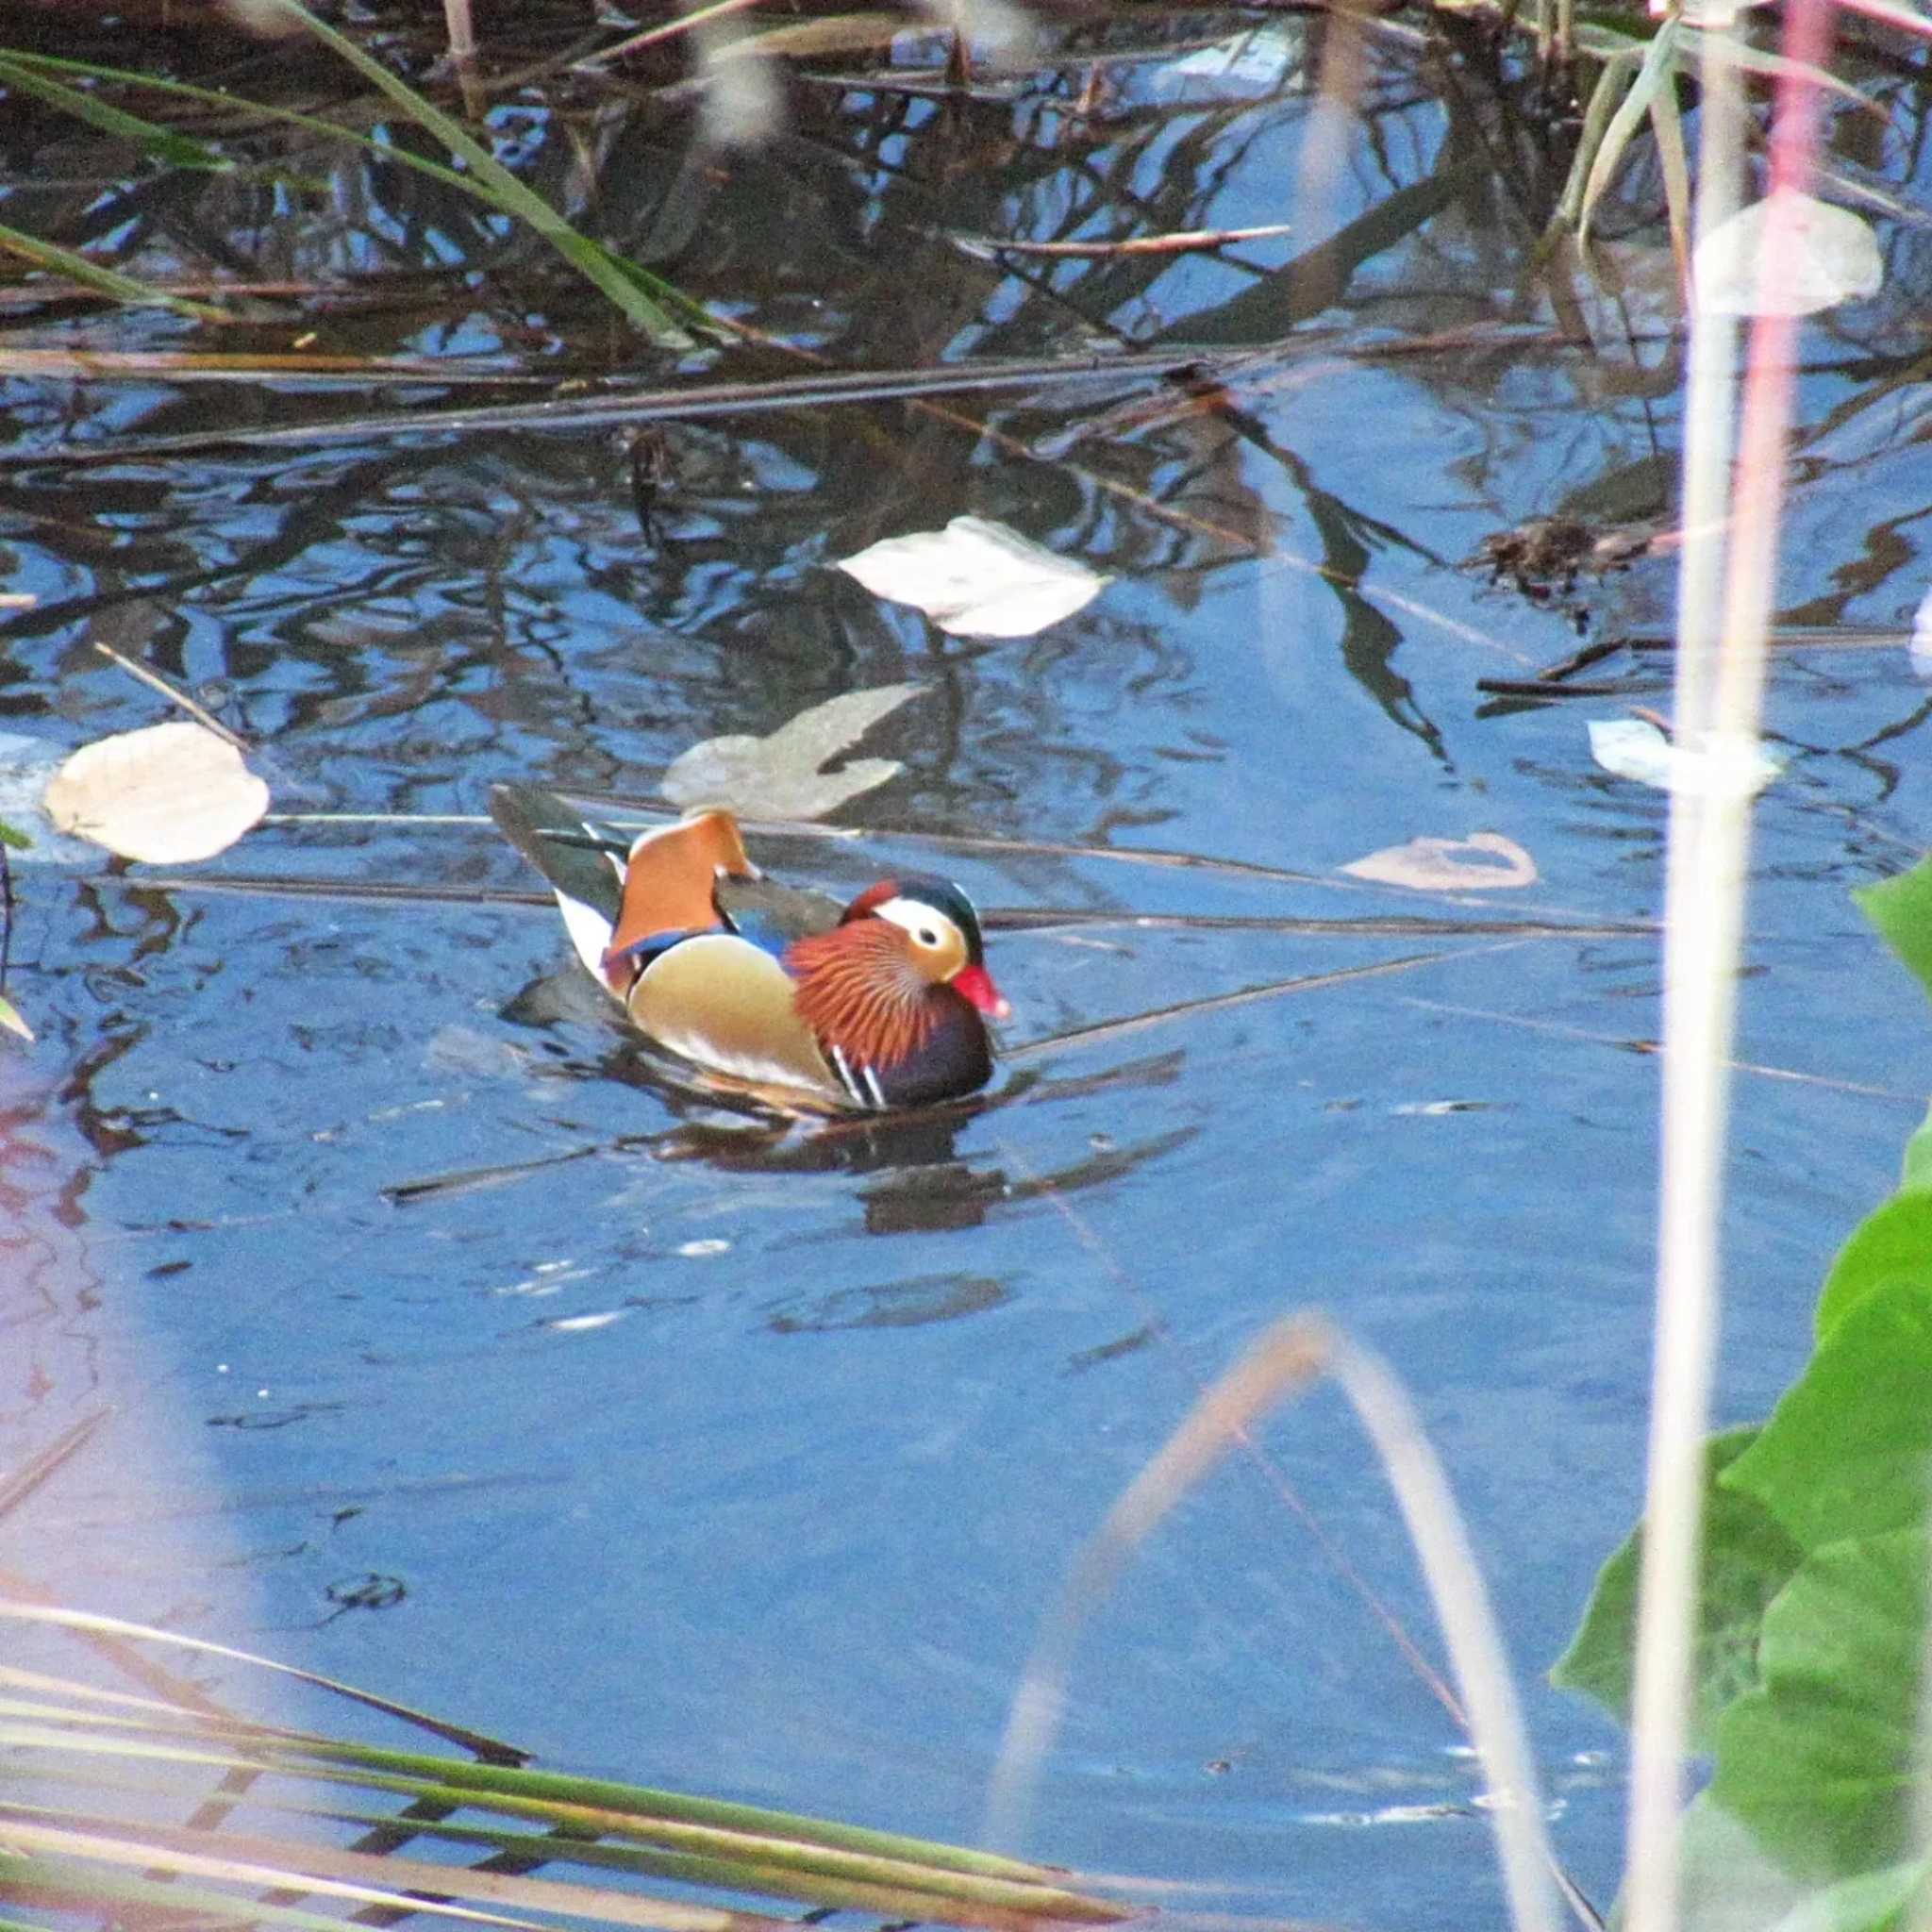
[841,875,1010,1020]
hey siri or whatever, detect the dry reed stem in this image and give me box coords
[1623,4,1833,1928]
[984,1314,1563,1932]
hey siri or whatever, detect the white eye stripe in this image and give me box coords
[874,896,958,949]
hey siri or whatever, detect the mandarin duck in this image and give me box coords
[491,785,1010,1110]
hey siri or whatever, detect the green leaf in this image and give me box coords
[1550,1426,1802,1750]
[1764,1859,1926,1932]
[1815,1191,1932,1338]
[1898,1102,1932,1197]
[1854,855,1932,1005]
[1576,13,1681,250]
[1725,1278,1932,1552]
[1677,1791,1823,1932]
[0,994,33,1043]
[0,53,231,168]
[0,220,234,321]
[1707,1528,1926,1884]
[256,0,706,346]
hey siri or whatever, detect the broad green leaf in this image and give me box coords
[0,818,29,849]
[1814,1189,1932,1337]
[1551,1426,1801,1750]
[1676,1792,1821,1932]
[1764,1860,1926,1932]
[1707,1528,1925,1884]
[1724,1278,1932,1551]
[1855,855,1932,1006]
[1571,19,1652,56]
[1900,1102,1932,1197]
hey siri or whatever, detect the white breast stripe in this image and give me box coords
[828,1043,867,1107]
[861,1064,887,1109]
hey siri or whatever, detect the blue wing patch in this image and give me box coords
[721,904,803,968]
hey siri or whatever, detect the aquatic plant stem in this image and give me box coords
[1622,6,1830,1930]
[986,1315,1565,1932]
[1322,1336,1563,1932]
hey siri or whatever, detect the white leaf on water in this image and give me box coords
[1341,832,1540,891]
[837,516,1108,638]
[43,720,270,863]
[1159,24,1294,92]
[661,684,923,820]
[1909,583,1932,681]
[1694,190,1883,318]
[0,733,99,863]
[1588,718,1784,796]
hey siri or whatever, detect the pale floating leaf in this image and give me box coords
[1909,583,1932,681]
[0,733,97,863]
[1694,190,1883,317]
[1341,832,1539,891]
[0,993,33,1042]
[44,720,270,863]
[1588,718,1784,797]
[660,684,923,820]
[1160,25,1296,92]
[837,516,1108,639]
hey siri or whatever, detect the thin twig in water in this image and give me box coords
[1003,948,1511,1062]
[1474,678,1646,699]
[577,0,764,65]
[1398,998,1919,1101]
[92,641,246,748]
[0,1412,110,1524]
[951,224,1296,260]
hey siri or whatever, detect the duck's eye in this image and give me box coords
[916,926,941,948]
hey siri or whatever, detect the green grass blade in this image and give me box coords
[1693,27,1888,110]
[0,53,231,166]
[0,42,708,341]
[1647,59,1692,287]
[0,219,235,320]
[255,0,705,344]
[0,47,537,248]
[0,1834,536,1929]
[1577,12,1682,249]
[0,1600,525,1759]
[3,1723,1125,1925]
[1555,50,1640,231]
[0,1857,384,1932]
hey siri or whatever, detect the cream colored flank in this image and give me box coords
[627,932,839,1094]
